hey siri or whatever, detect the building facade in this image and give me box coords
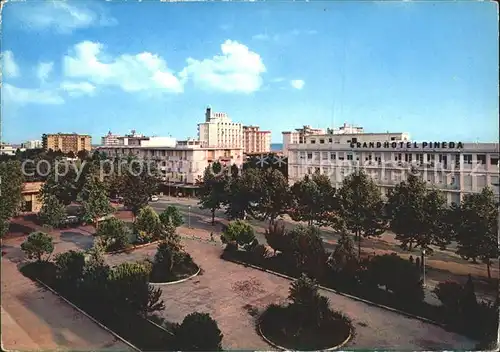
[101,130,176,148]
[42,133,92,154]
[282,125,326,157]
[21,140,43,149]
[21,182,43,213]
[287,129,500,205]
[97,142,243,195]
[243,125,271,154]
[197,106,243,149]
[101,131,121,146]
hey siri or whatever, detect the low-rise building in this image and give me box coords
[97,141,243,197]
[101,130,176,148]
[21,182,43,213]
[21,140,43,149]
[243,125,271,154]
[42,133,92,154]
[287,127,500,205]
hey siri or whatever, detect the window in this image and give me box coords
[307,153,313,160]
[463,154,472,164]
[427,154,435,162]
[404,154,412,162]
[322,152,328,160]
[391,137,396,141]
[347,154,353,161]
[491,156,499,166]
[314,152,320,160]
[477,154,486,164]
[328,138,333,143]
[330,153,336,160]
[310,139,316,144]
[416,153,423,163]
[319,139,325,144]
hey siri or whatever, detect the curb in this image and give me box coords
[107,240,160,255]
[257,320,352,351]
[224,257,446,329]
[149,266,201,286]
[33,278,141,352]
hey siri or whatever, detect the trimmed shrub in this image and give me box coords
[174,312,223,351]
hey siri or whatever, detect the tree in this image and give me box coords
[387,174,449,254]
[264,221,291,254]
[38,194,67,228]
[136,206,162,242]
[327,231,358,276]
[221,220,256,248]
[121,162,159,217]
[54,250,86,285]
[288,274,330,328]
[20,232,54,262]
[95,218,130,251]
[366,253,424,302]
[39,162,80,206]
[108,262,165,317]
[78,173,114,229]
[0,160,24,237]
[289,174,338,227]
[198,166,228,225]
[159,206,184,228]
[253,168,291,224]
[150,241,175,282]
[337,170,386,258]
[224,168,261,220]
[175,312,223,351]
[288,225,327,278]
[454,187,499,279]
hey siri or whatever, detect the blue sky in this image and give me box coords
[1,0,498,144]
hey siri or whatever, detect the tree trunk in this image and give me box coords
[408,241,413,251]
[211,210,215,225]
[487,260,492,280]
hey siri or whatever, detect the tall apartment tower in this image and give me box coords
[42,133,92,154]
[197,106,243,149]
[243,125,271,154]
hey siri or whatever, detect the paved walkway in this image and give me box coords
[1,254,134,351]
[113,238,477,351]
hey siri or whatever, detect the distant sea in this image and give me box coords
[271,143,283,152]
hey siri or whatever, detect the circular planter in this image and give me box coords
[149,265,201,286]
[258,308,352,351]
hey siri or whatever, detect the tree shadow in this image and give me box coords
[59,231,94,251]
[1,245,26,264]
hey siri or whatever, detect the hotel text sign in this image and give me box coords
[350,141,464,149]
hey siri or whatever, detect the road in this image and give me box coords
[147,196,496,305]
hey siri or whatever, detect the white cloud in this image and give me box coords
[291,79,305,90]
[36,62,54,82]
[271,77,285,83]
[12,1,116,34]
[2,83,64,105]
[60,81,96,97]
[180,40,266,93]
[63,41,183,93]
[1,51,20,78]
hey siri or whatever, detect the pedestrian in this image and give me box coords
[210,232,214,242]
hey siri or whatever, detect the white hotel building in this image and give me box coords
[197,106,243,149]
[97,139,243,196]
[287,128,500,205]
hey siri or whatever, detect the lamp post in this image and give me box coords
[422,249,426,287]
[188,205,191,229]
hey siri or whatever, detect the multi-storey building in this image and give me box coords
[21,140,43,149]
[97,140,243,197]
[42,133,91,154]
[0,144,17,156]
[101,131,121,146]
[243,125,271,154]
[197,106,243,149]
[287,128,500,205]
[282,125,326,157]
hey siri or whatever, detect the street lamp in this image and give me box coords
[188,205,191,229]
[422,249,426,287]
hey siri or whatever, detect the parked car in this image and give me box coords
[60,215,81,228]
[150,195,159,202]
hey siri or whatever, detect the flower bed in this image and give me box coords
[149,256,200,284]
[259,304,352,351]
[20,262,175,351]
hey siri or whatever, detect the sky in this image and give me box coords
[1,0,498,144]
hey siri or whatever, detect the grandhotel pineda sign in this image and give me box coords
[350,141,464,149]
